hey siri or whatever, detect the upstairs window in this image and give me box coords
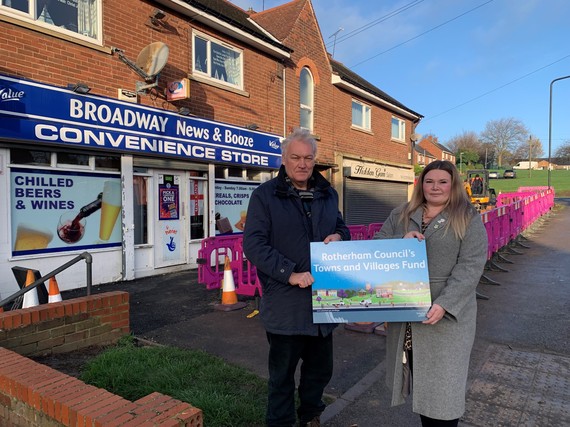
[300,67,314,131]
[352,100,371,130]
[193,32,243,89]
[391,117,405,142]
[0,0,100,41]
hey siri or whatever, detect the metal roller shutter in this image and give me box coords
[343,177,408,225]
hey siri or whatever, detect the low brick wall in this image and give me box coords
[0,292,129,356]
[0,292,203,426]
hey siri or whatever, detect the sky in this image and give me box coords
[228,0,570,156]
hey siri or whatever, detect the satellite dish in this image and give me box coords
[410,133,421,142]
[135,42,169,80]
[112,42,170,93]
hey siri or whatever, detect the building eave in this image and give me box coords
[157,0,291,59]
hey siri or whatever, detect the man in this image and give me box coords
[243,128,350,427]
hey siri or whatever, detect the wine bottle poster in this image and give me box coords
[10,168,122,256]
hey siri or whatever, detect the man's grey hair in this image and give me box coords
[281,128,317,157]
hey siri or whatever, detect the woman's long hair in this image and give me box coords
[401,160,475,239]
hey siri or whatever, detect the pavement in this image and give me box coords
[63,198,570,427]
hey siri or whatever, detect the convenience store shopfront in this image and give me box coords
[0,74,280,297]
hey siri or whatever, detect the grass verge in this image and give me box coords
[80,336,267,427]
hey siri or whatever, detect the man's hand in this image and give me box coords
[289,271,314,288]
[323,232,343,244]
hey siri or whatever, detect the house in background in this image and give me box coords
[417,135,455,163]
[413,145,437,166]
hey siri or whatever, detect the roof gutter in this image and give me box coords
[157,0,291,59]
[331,74,421,121]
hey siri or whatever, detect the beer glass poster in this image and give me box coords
[311,239,431,323]
[11,168,122,256]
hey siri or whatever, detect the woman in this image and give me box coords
[376,160,487,427]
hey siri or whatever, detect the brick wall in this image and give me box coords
[0,292,203,426]
[0,292,129,356]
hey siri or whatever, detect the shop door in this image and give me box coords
[154,172,187,268]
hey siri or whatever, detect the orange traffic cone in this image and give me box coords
[215,256,247,312]
[48,277,63,303]
[22,269,40,309]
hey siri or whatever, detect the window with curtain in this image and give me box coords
[1,0,100,40]
[193,32,243,89]
[352,100,371,130]
[300,67,314,131]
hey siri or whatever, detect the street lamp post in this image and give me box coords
[548,74,570,188]
[460,152,464,175]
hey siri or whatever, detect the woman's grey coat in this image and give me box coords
[376,203,487,420]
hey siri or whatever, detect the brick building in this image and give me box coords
[0,0,421,296]
[417,134,455,163]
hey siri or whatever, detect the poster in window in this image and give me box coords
[158,175,179,220]
[10,168,122,256]
[214,182,257,235]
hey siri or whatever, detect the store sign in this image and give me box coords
[10,168,122,256]
[0,74,281,168]
[343,159,415,183]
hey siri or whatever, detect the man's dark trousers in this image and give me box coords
[266,331,333,426]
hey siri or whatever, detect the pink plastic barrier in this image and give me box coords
[197,235,242,291]
[197,189,555,294]
[232,239,262,297]
[367,222,384,239]
[347,225,368,240]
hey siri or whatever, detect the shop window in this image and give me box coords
[0,0,100,41]
[10,149,51,165]
[57,152,89,167]
[193,31,243,89]
[352,100,371,131]
[94,155,120,171]
[189,178,206,240]
[133,175,149,245]
[391,117,405,142]
[300,67,314,131]
[10,149,119,171]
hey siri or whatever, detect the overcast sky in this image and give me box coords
[229,0,570,155]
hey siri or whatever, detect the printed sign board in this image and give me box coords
[311,239,431,323]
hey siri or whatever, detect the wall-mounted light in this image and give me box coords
[178,107,191,116]
[67,83,91,94]
[245,123,259,130]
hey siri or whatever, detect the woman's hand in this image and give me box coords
[404,231,425,241]
[422,303,445,325]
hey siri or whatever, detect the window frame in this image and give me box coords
[0,0,103,44]
[192,30,244,90]
[391,117,406,142]
[351,99,371,131]
[299,67,314,132]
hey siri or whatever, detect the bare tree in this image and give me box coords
[480,118,528,167]
[512,135,545,160]
[446,131,481,154]
[554,140,570,159]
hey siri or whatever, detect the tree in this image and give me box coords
[554,140,570,159]
[512,135,544,160]
[446,131,481,154]
[479,118,528,167]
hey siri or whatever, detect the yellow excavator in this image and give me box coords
[465,170,497,211]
